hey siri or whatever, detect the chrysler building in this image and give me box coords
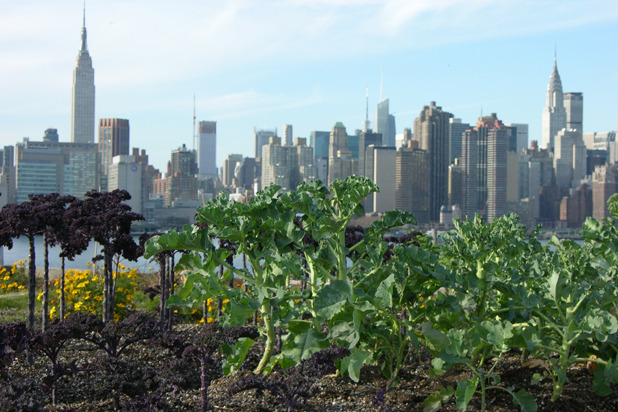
[71,8,95,144]
[541,57,566,151]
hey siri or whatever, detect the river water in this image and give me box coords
[0,237,152,270]
[0,236,247,271]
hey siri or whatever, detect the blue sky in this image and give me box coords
[1,0,617,172]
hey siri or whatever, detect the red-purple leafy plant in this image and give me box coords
[65,190,144,322]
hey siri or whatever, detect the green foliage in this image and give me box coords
[143,178,618,409]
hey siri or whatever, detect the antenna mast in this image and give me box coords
[192,94,196,151]
[364,88,370,131]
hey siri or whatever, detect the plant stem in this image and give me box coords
[255,299,275,374]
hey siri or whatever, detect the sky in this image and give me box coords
[1,0,617,172]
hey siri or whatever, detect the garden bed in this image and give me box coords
[3,324,617,411]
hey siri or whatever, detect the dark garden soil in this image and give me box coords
[4,324,618,412]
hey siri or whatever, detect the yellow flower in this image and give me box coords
[74,301,83,311]
[2,276,9,281]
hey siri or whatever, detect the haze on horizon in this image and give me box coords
[1,0,617,171]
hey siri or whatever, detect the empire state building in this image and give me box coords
[71,10,95,144]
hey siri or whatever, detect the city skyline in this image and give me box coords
[1,1,617,172]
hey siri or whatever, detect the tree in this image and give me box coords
[0,201,43,329]
[66,190,144,323]
[28,194,77,330]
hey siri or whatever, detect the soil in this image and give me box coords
[3,324,618,412]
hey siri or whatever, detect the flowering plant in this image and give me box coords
[42,263,138,321]
[0,260,27,294]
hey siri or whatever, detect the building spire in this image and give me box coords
[364,88,370,131]
[81,1,88,51]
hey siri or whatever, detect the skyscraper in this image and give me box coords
[486,126,508,222]
[254,128,277,159]
[564,92,583,136]
[71,8,95,144]
[98,118,130,181]
[366,146,396,213]
[449,118,471,163]
[198,121,217,179]
[376,99,396,147]
[357,129,382,178]
[541,58,566,151]
[553,129,587,188]
[108,155,142,213]
[504,123,529,154]
[327,122,356,185]
[396,133,430,223]
[283,124,293,147]
[414,102,453,222]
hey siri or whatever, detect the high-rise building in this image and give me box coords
[310,131,330,159]
[564,92,583,137]
[15,140,99,202]
[107,155,142,214]
[357,129,382,178]
[283,124,293,147]
[260,137,316,191]
[593,164,618,220]
[98,118,130,183]
[414,102,453,222]
[486,126,508,222]
[396,136,430,223]
[327,122,356,185]
[541,58,566,151]
[222,154,244,188]
[261,137,288,190]
[448,159,464,209]
[293,138,317,187]
[475,114,507,221]
[365,146,396,213]
[43,129,59,143]
[198,121,217,179]
[254,128,277,159]
[553,129,587,188]
[461,129,479,217]
[70,9,95,144]
[376,99,396,147]
[505,123,529,154]
[171,144,197,176]
[449,118,471,163]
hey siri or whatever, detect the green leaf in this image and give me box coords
[281,328,328,363]
[222,295,259,327]
[455,378,478,410]
[221,338,255,375]
[340,348,372,382]
[520,325,541,352]
[313,279,353,320]
[477,320,513,351]
[423,386,455,412]
[421,322,450,353]
[373,274,395,308]
[286,319,312,334]
[329,310,361,348]
[512,389,537,412]
[592,362,618,397]
[531,373,544,385]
